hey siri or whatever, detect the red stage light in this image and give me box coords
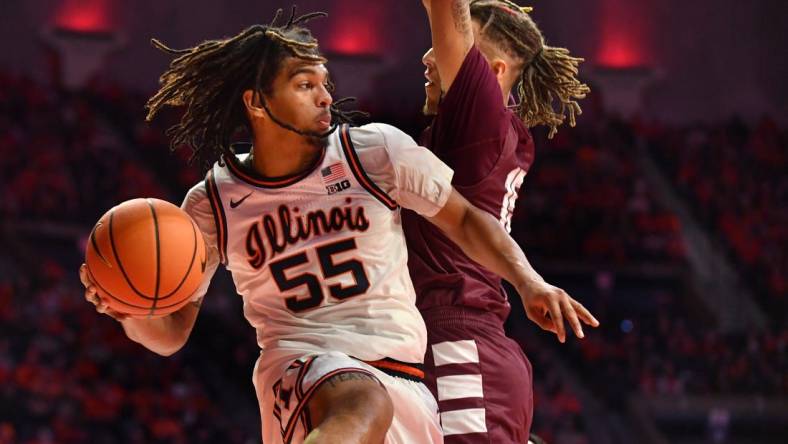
[329,23,379,54]
[54,0,114,33]
[598,37,643,68]
[595,0,652,69]
[325,2,384,56]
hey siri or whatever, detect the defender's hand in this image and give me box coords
[79,264,129,321]
[517,279,599,343]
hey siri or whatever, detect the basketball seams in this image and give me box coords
[87,199,205,316]
[85,263,190,312]
[157,218,200,300]
[147,199,162,317]
[89,222,111,267]
[94,228,195,303]
[108,209,154,300]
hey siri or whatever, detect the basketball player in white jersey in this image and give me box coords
[79,8,595,444]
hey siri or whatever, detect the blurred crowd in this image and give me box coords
[562,287,788,410]
[0,250,261,444]
[0,71,255,443]
[510,112,788,417]
[515,117,685,266]
[0,71,199,225]
[0,74,164,224]
[643,117,788,322]
[1,70,786,444]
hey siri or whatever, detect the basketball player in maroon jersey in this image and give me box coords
[404,1,594,442]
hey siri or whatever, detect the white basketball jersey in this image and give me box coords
[182,124,454,370]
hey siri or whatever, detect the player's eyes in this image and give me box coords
[296,80,329,91]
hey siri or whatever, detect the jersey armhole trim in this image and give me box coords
[205,169,228,265]
[339,124,399,210]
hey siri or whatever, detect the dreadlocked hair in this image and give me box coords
[145,7,367,171]
[470,0,590,138]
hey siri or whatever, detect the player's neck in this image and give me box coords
[250,127,323,178]
[501,83,514,107]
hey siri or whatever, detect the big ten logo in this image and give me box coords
[325,179,351,195]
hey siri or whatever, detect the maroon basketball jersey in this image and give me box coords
[403,46,535,322]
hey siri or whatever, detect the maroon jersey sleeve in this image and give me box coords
[428,45,510,186]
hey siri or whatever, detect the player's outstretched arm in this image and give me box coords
[79,264,203,356]
[423,0,474,91]
[426,189,600,343]
[357,121,597,341]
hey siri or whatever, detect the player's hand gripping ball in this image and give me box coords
[83,198,207,318]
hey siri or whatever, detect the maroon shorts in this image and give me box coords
[422,306,533,444]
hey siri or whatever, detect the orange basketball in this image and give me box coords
[85,198,207,317]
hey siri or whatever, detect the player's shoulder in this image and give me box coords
[182,179,209,212]
[182,159,231,213]
[180,177,220,237]
[443,46,502,101]
[346,123,417,151]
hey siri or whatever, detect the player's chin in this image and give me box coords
[422,101,438,116]
[424,82,440,96]
[423,85,440,112]
[422,95,439,116]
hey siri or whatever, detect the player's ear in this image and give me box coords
[242,89,267,120]
[490,59,508,82]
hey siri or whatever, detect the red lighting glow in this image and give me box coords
[54,0,114,33]
[596,0,652,68]
[329,22,380,54]
[598,36,643,68]
[325,2,385,55]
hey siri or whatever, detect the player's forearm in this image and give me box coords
[427,0,474,90]
[451,205,545,291]
[120,302,199,356]
[429,0,473,48]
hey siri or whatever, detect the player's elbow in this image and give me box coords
[161,325,194,356]
[153,303,200,356]
[143,333,189,357]
[124,318,193,357]
[455,200,480,238]
[151,344,183,357]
